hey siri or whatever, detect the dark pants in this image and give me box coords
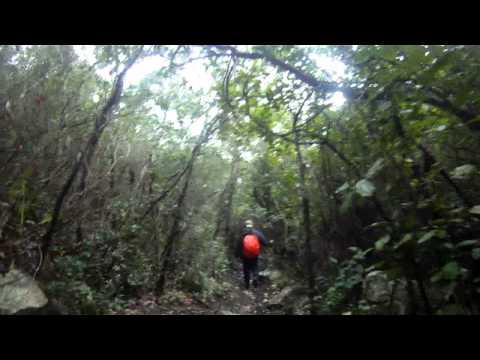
[242,257,259,289]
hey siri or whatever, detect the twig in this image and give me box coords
[33,243,43,280]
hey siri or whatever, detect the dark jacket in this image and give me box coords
[236,227,268,258]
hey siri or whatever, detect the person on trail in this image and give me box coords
[236,219,269,290]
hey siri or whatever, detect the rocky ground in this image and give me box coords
[0,256,314,315]
[2,261,437,315]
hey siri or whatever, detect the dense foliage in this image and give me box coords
[1,45,479,315]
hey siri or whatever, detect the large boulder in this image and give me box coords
[0,268,48,314]
[13,299,69,315]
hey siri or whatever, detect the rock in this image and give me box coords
[0,268,48,315]
[13,299,69,315]
[219,310,238,315]
[363,271,421,314]
[315,275,329,291]
[268,285,308,310]
[363,271,391,304]
[259,269,282,281]
[291,295,310,315]
[429,282,454,306]
[243,290,255,300]
[390,279,413,315]
[258,270,270,278]
[270,270,284,282]
[269,286,295,306]
[259,269,291,289]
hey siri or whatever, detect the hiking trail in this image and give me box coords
[112,258,286,315]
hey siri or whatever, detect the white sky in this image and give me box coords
[311,54,347,83]
[74,45,347,138]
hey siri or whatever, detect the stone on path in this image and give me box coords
[0,268,48,314]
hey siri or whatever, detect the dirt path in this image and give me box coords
[115,259,278,315]
[215,260,272,315]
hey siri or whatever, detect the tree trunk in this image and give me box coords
[155,161,194,295]
[155,117,221,294]
[214,152,240,254]
[293,117,316,315]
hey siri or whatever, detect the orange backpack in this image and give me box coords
[243,234,260,259]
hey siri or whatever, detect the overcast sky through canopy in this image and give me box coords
[74,45,347,138]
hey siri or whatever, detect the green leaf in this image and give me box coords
[394,233,413,250]
[418,230,436,244]
[365,221,388,230]
[355,179,376,197]
[335,182,350,194]
[340,191,355,214]
[444,243,455,250]
[469,205,480,215]
[431,272,443,283]
[366,158,385,179]
[372,261,385,269]
[472,248,480,260]
[456,240,480,248]
[19,202,25,226]
[436,229,447,239]
[363,248,374,256]
[375,234,391,251]
[442,262,461,280]
[451,164,476,180]
[39,213,53,225]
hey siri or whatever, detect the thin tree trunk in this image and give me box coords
[293,113,317,315]
[155,161,194,295]
[155,114,228,295]
[406,279,418,315]
[213,152,240,245]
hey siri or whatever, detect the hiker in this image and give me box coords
[236,220,268,290]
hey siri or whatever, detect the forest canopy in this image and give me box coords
[1,45,480,315]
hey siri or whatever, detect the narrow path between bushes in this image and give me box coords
[111,258,285,315]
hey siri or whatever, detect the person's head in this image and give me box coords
[245,219,254,228]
